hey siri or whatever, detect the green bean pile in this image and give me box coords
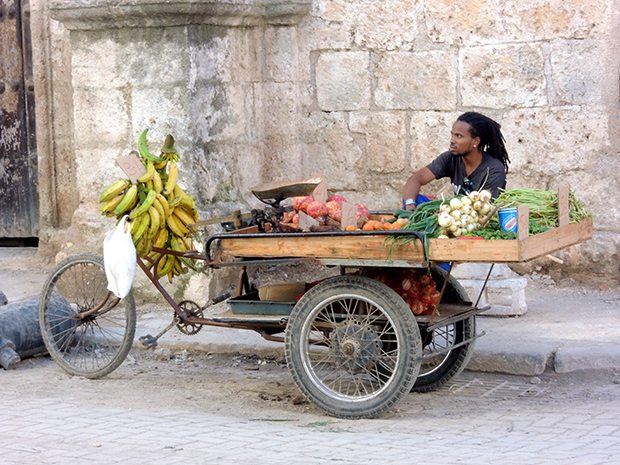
[495,188,591,228]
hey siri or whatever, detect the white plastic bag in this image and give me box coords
[103,215,137,298]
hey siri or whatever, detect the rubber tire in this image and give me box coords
[285,275,422,419]
[39,254,136,379]
[411,266,476,393]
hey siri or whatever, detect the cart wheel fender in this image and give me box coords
[285,274,422,419]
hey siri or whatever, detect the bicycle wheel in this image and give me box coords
[39,254,136,378]
[285,275,421,419]
[412,267,476,392]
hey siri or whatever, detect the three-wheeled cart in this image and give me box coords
[38,187,593,419]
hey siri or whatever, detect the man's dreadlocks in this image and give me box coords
[457,112,511,173]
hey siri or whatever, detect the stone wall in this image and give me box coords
[32,0,620,298]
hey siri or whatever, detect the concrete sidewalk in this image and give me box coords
[1,247,619,376]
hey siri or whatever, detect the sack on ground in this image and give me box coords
[103,216,136,298]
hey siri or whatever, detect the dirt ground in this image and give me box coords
[4,347,620,422]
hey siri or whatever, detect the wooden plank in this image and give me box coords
[428,238,522,262]
[218,235,427,262]
[558,185,570,228]
[520,216,593,260]
[216,217,593,264]
[517,205,529,241]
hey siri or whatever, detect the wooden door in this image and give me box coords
[0,0,38,239]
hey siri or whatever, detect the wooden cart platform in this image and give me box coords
[208,216,592,266]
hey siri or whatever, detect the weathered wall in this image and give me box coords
[32,0,620,291]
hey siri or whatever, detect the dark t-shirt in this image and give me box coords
[426,151,507,199]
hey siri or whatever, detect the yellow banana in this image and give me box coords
[99,193,125,216]
[138,160,155,183]
[182,235,194,252]
[154,159,168,171]
[147,205,161,240]
[113,184,138,217]
[130,212,150,243]
[100,179,131,203]
[151,197,167,229]
[153,227,168,249]
[172,206,195,227]
[166,213,189,236]
[167,184,184,209]
[129,188,157,219]
[138,129,164,164]
[156,193,170,218]
[162,161,178,195]
[152,169,164,194]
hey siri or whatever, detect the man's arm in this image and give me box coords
[402,167,436,210]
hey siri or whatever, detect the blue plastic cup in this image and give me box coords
[498,207,518,233]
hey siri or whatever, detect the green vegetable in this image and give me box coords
[495,188,591,228]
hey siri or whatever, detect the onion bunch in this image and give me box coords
[436,190,494,239]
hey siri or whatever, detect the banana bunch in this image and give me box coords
[99,129,199,282]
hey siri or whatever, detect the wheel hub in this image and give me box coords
[330,321,381,373]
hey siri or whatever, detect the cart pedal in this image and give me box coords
[139,334,158,349]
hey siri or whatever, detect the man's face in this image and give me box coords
[449,121,478,157]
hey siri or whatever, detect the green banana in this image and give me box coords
[113,184,139,217]
[129,189,157,219]
[170,235,198,271]
[138,129,164,163]
[100,179,130,203]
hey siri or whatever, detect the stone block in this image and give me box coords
[554,346,620,374]
[263,26,298,82]
[73,88,131,148]
[131,86,192,144]
[502,0,607,41]
[349,111,406,173]
[458,276,528,316]
[299,112,364,192]
[349,0,421,51]
[316,51,370,111]
[191,83,249,142]
[424,0,507,45]
[550,39,603,105]
[502,107,609,175]
[459,43,546,108]
[374,51,457,110]
[259,82,298,137]
[408,111,460,169]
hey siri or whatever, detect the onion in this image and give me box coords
[468,191,480,201]
[449,223,459,233]
[472,200,482,211]
[450,210,461,220]
[479,203,491,215]
[450,198,463,210]
[437,214,452,228]
[467,223,475,232]
[461,196,472,206]
[453,228,462,237]
[440,204,450,213]
[461,205,473,215]
[479,190,492,203]
[437,234,450,239]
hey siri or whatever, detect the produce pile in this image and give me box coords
[362,268,441,315]
[495,188,591,227]
[98,130,198,281]
[283,194,374,231]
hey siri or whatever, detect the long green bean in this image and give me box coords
[495,188,591,227]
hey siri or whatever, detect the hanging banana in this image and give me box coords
[98,129,200,277]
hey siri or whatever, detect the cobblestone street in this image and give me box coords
[2,352,619,465]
